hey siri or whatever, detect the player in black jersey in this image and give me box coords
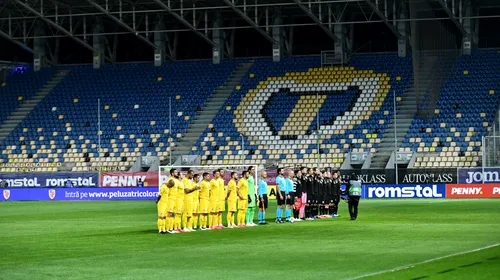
[318,170,327,217]
[322,170,333,217]
[299,167,308,220]
[313,168,324,219]
[305,168,314,220]
[331,170,342,217]
[291,169,302,221]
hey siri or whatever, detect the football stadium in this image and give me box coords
[1,0,500,279]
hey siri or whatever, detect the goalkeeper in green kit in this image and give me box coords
[245,166,258,226]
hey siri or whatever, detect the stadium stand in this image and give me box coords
[403,50,500,168]
[193,54,413,168]
[0,61,241,172]
[2,51,499,172]
[0,67,57,126]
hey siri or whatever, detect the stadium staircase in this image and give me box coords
[0,70,70,142]
[416,53,458,117]
[370,83,417,168]
[370,54,456,168]
[171,61,254,162]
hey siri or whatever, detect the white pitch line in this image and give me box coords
[347,243,500,280]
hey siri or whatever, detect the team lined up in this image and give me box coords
[156,167,261,233]
[156,166,349,233]
[274,167,343,222]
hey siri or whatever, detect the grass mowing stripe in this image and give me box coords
[347,243,500,280]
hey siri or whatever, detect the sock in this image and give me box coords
[293,210,299,219]
[174,215,181,229]
[249,207,255,224]
[276,208,281,221]
[167,217,174,231]
[239,211,245,225]
[187,218,193,229]
[285,209,291,220]
[209,214,213,228]
[262,211,266,222]
[258,212,262,223]
[199,215,204,228]
[157,218,163,232]
[182,215,187,229]
[200,215,205,228]
[227,212,233,225]
[245,207,251,224]
[219,213,223,226]
[192,215,198,228]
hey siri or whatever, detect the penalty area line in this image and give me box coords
[347,243,500,280]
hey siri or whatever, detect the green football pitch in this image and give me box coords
[0,199,499,280]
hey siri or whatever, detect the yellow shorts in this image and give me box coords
[175,202,184,215]
[210,200,218,213]
[238,199,248,210]
[157,202,168,217]
[192,200,199,214]
[167,200,176,213]
[184,202,192,217]
[199,199,209,214]
[227,200,237,212]
[218,200,226,212]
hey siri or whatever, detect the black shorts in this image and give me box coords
[259,194,269,209]
[277,191,286,206]
[286,192,295,205]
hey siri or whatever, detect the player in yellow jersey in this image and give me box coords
[156,180,174,234]
[217,169,226,228]
[182,170,201,232]
[209,170,221,229]
[237,171,250,227]
[198,172,211,230]
[174,172,187,232]
[225,172,239,228]
[165,169,179,234]
[191,173,201,230]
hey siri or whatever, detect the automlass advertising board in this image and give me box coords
[1,187,159,201]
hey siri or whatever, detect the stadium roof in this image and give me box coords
[1,0,500,62]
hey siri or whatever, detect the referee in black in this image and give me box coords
[345,173,362,220]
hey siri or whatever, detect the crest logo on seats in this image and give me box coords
[48,189,56,200]
[3,189,10,200]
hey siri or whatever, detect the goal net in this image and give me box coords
[158,165,259,188]
[482,136,500,168]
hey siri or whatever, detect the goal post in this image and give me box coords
[158,165,260,188]
[482,136,500,169]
